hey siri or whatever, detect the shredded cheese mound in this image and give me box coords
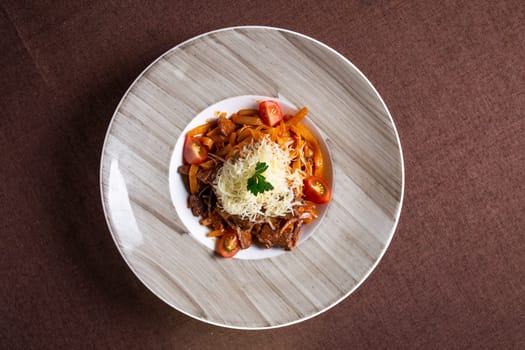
[213,136,303,221]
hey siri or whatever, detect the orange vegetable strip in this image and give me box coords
[293,122,315,143]
[233,138,251,149]
[312,145,324,177]
[207,229,224,237]
[291,136,303,160]
[229,131,237,146]
[286,107,309,126]
[210,134,228,144]
[189,165,199,194]
[303,144,314,158]
[231,114,263,126]
[216,144,232,157]
[236,126,252,141]
[198,136,214,150]
[200,216,212,226]
[206,126,222,137]
[266,127,277,142]
[305,159,313,177]
[279,121,287,137]
[292,158,302,173]
[295,122,324,177]
[187,121,216,137]
[199,159,215,169]
[278,136,293,148]
[238,109,259,116]
[254,128,267,141]
[225,149,234,160]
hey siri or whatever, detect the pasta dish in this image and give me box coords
[178,100,331,258]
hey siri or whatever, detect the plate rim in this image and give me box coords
[99,25,405,329]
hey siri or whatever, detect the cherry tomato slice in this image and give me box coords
[303,176,331,204]
[216,231,240,258]
[259,100,283,127]
[183,136,208,164]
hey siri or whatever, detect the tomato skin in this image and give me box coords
[216,231,240,258]
[183,136,208,164]
[303,176,331,204]
[259,101,283,127]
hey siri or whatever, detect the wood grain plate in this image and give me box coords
[100,26,404,329]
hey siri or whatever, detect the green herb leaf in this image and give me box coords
[247,162,274,195]
[255,161,269,173]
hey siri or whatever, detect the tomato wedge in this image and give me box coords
[183,136,208,164]
[216,231,240,258]
[259,100,283,127]
[303,176,331,204]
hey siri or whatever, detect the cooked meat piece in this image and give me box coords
[230,215,254,231]
[196,168,215,184]
[251,223,262,237]
[199,187,212,211]
[188,194,205,217]
[287,223,301,249]
[280,218,298,235]
[255,218,301,250]
[177,164,191,175]
[279,220,301,250]
[256,222,281,249]
[216,209,233,226]
[218,115,236,137]
[237,230,253,249]
[199,211,224,230]
[209,212,224,230]
[294,201,318,223]
[210,215,224,231]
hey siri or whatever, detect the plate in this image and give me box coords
[100,26,404,329]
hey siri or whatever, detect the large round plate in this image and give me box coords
[100,26,404,329]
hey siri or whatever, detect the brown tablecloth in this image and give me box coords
[2,1,524,349]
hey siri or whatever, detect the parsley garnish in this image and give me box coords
[247,162,274,195]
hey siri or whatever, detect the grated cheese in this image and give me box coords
[213,136,303,221]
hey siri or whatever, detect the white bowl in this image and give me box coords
[169,95,333,260]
